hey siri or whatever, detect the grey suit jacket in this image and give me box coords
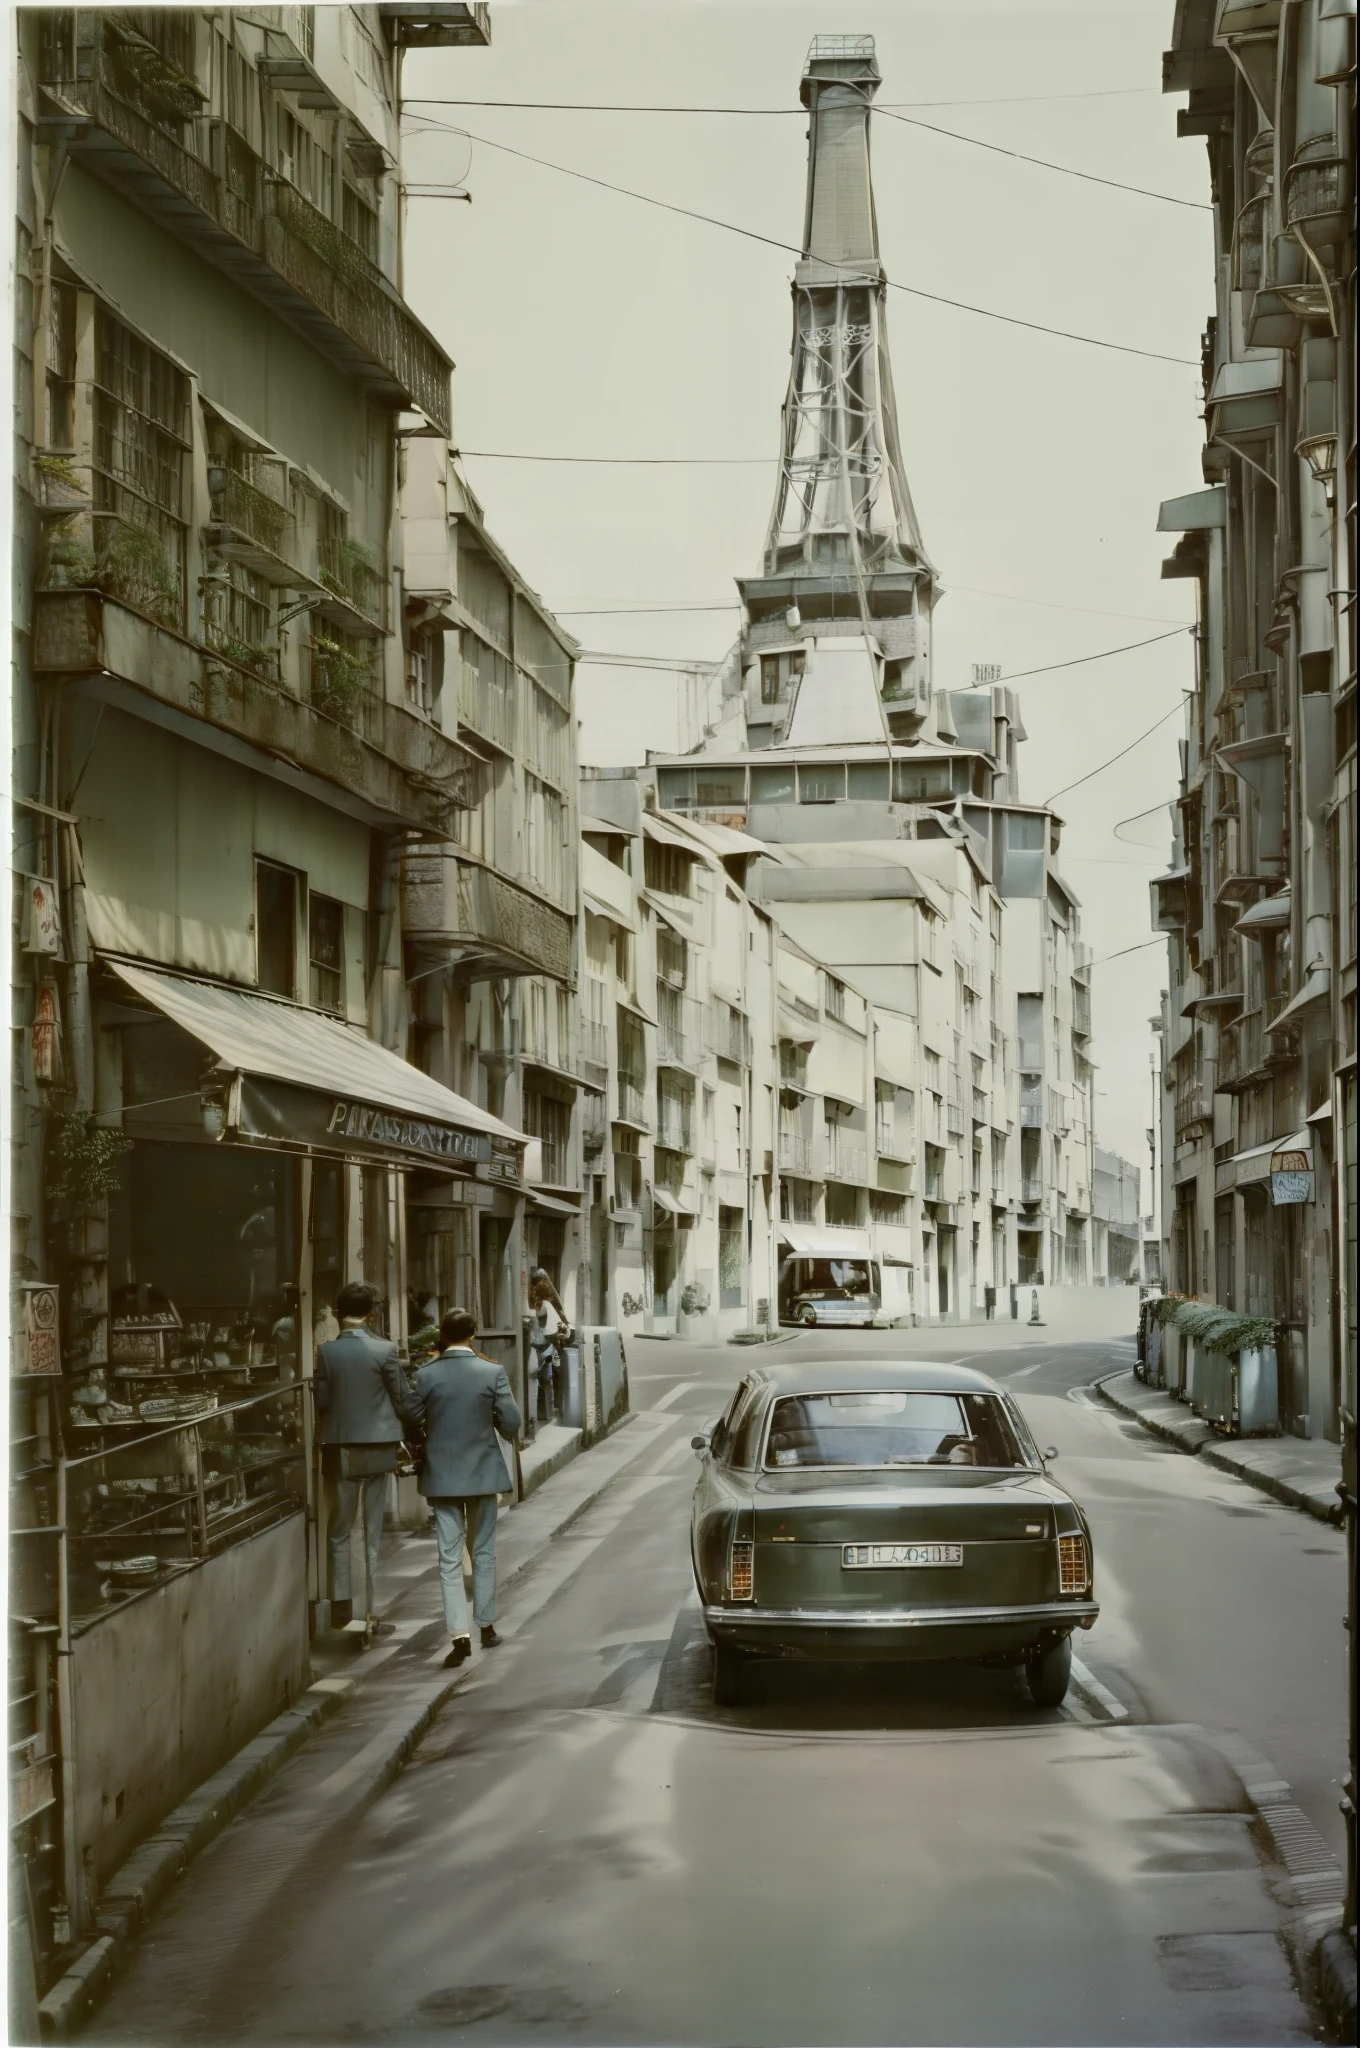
[407,1347,522,1499]
[314,1327,408,1446]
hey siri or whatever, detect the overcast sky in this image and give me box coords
[400,0,1209,1182]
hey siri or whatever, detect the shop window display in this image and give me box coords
[66,1143,306,1623]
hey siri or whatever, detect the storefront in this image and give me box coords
[53,958,527,1917]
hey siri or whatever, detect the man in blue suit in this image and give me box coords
[406,1307,523,1667]
[314,1281,407,1633]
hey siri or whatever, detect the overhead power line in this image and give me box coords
[1087,937,1167,967]
[405,93,1205,210]
[405,124,1199,367]
[404,89,1160,114]
[875,107,1209,210]
[1004,627,1190,682]
[458,449,771,465]
[1041,701,1184,806]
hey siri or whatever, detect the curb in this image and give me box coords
[1197,1727,1353,2043]
[38,1409,666,2042]
[1316,1927,1358,2044]
[38,1682,350,2039]
[1094,1372,1340,1520]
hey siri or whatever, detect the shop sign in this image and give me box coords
[23,877,62,956]
[13,1284,61,1377]
[1270,1148,1312,1205]
[236,1076,498,1171]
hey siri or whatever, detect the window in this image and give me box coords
[643,839,694,899]
[799,763,846,804]
[825,976,847,1022]
[277,109,334,216]
[870,1190,907,1226]
[46,279,76,448]
[764,1391,1030,1471]
[760,649,804,704]
[93,306,190,630]
[525,774,566,902]
[308,894,344,1014]
[256,861,298,998]
[719,1205,744,1308]
[523,1089,571,1185]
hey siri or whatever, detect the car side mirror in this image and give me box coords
[691,1433,711,1455]
[1044,1446,1059,1461]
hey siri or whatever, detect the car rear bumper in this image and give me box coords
[703,1598,1099,1663]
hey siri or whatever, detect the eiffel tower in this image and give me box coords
[739,34,940,747]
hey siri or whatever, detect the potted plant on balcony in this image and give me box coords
[311,634,371,726]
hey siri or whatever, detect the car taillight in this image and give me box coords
[1058,1533,1089,1595]
[729,1539,754,1601]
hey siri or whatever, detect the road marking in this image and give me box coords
[631,1372,689,1381]
[650,1380,701,1412]
[1070,1655,1129,1721]
[1008,1358,1050,1379]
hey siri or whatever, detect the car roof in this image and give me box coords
[745,1359,1006,1399]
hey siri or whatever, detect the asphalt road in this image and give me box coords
[94,1324,1347,2046]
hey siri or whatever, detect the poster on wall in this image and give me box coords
[12,1284,61,1377]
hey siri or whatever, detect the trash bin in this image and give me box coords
[559,1344,583,1428]
[983,1284,996,1321]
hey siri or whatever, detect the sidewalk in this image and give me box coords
[39,1406,677,2042]
[1096,1370,1343,1524]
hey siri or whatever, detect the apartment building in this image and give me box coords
[8,1,523,1987]
[1157,0,1356,1444]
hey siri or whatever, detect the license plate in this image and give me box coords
[842,1542,963,1569]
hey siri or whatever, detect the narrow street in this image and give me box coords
[92,1318,1348,2047]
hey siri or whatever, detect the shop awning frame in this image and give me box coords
[108,958,525,1177]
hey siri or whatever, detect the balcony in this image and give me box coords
[1019,1077,1043,1130]
[1071,986,1091,1038]
[1020,1176,1043,1205]
[616,1076,650,1130]
[1047,1088,1070,1136]
[580,1017,609,1070]
[657,993,704,1069]
[779,1133,816,1178]
[380,3,492,44]
[457,660,516,755]
[34,588,469,835]
[1174,1082,1211,1138]
[1017,1041,1043,1073]
[1217,1009,1265,1090]
[708,1004,751,1066]
[37,22,452,432]
[823,1142,868,1184]
[612,1153,643,1209]
[207,463,305,585]
[656,1102,693,1154]
[401,853,573,980]
[971,1087,989,1125]
[318,531,386,632]
[946,1092,966,1138]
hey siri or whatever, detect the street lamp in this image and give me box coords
[1296,432,1338,508]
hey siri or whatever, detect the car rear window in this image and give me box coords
[763,1390,1030,1470]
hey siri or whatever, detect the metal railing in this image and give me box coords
[656,1101,693,1153]
[1174,1081,1210,1136]
[613,1153,642,1208]
[779,1132,815,1177]
[972,1088,989,1124]
[617,1075,649,1127]
[457,659,516,754]
[823,1142,867,1184]
[63,1384,305,1624]
[708,1004,751,1065]
[580,1017,609,1069]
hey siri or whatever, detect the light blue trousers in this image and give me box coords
[431,1496,499,1637]
[325,1472,388,1615]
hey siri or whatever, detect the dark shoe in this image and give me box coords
[443,1637,472,1669]
[479,1625,501,1649]
[331,1600,353,1630]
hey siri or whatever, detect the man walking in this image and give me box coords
[406,1307,522,1667]
[315,1281,407,1635]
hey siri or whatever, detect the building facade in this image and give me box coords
[1156,0,1356,1445]
[4,1,599,1998]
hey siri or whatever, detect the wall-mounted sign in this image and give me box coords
[13,1284,61,1377]
[1271,1170,1313,1206]
[23,877,62,956]
[971,664,1002,685]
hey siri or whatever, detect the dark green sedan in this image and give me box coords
[690,1361,1097,1707]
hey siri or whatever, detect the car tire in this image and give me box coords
[797,1304,817,1328]
[1025,1633,1072,1708]
[713,1641,747,1707]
